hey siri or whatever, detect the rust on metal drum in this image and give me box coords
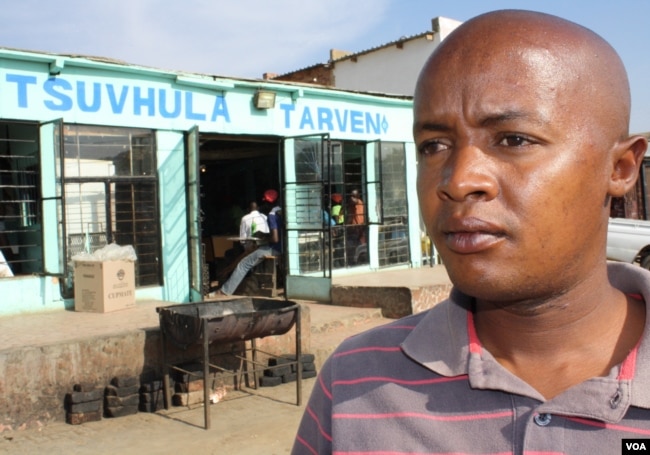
[156,298,299,349]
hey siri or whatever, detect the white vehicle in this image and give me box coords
[607,217,650,269]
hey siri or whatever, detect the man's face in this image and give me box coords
[414,41,614,303]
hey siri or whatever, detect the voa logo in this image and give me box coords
[623,439,650,454]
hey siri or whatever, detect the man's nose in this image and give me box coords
[436,145,499,202]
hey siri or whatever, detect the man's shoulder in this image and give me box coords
[334,310,430,353]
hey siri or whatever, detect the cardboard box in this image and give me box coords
[211,236,235,258]
[74,260,136,313]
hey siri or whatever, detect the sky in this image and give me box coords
[0,0,649,132]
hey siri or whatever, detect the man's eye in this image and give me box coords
[498,135,532,147]
[418,141,449,155]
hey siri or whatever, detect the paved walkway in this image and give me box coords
[0,266,450,351]
[0,266,451,454]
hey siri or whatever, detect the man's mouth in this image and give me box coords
[442,217,506,254]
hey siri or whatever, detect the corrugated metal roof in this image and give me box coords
[275,31,432,78]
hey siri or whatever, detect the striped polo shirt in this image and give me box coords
[292,262,650,454]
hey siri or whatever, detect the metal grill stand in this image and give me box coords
[157,299,302,430]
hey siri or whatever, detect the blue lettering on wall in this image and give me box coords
[350,110,363,133]
[77,81,101,112]
[335,109,348,131]
[3,72,389,134]
[210,96,230,122]
[281,103,295,128]
[43,78,72,111]
[3,72,231,124]
[134,87,155,116]
[365,112,380,135]
[299,107,314,130]
[159,88,181,118]
[6,74,36,108]
[185,91,205,121]
[106,84,128,113]
[280,103,388,135]
[317,107,333,131]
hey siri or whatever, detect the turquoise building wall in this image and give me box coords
[0,48,419,317]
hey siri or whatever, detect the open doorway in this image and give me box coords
[198,134,281,295]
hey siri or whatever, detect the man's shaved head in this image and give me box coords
[416,10,632,142]
[413,9,647,303]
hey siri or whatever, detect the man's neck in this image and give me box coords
[473,275,646,399]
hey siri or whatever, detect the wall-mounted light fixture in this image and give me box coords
[253,89,276,109]
[49,58,64,76]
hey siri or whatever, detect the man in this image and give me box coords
[239,201,269,251]
[330,193,344,225]
[292,10,649,454]
[330,193,345,267]
[346,188,366,263]
[216,189,281,296]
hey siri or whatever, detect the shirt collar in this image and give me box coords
[401,262,650,422]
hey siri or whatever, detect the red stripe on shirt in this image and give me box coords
[318,373,333,400]
[334,346,403,358]
[294,434,319,455]
[306,405,333,442]
[333,451,514,455]
[333,375,468,387]
[333,410,513,422]
[467,311,482,354]
[568,416,650,435]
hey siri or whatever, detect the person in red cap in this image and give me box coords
[262,189,278,204]
[216,189,282,296]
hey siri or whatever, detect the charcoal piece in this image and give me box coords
[139,400,165,413]
[68,399,102,414]
[172,390,204,406]
[110,376,139,388]
[267,357,293,367]
[302,362,316,372]
[104,404,139,418]
[259,376,283,387]
[73,383,99,393]
[105,384,140,397]
[66,388,103,405]
[302,370,317,380]
[66,410,102,425]
[174,379,205,393]
[282,372,297,383]
[264,366,292,378]
[140,389,165,404]
[171,363,204,383]
[139,380,165,393]
[105,393,140,408]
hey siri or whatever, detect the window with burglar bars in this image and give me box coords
[377,142,409,267]
[0,121,41,276]
[63,125,161,288]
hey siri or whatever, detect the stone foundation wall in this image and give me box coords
[331,284,452,319]
[0,305,310,432]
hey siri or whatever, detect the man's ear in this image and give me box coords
[609,135,648,197]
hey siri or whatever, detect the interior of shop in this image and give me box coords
[198,134,281,293]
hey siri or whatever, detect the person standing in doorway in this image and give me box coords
[216,189,281,296]
[330,193,345,267]
[346,189,366,263]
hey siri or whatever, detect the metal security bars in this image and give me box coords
[0,121,42,276]
[63,125,161,288]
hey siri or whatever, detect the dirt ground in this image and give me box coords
[0,378,316,455]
